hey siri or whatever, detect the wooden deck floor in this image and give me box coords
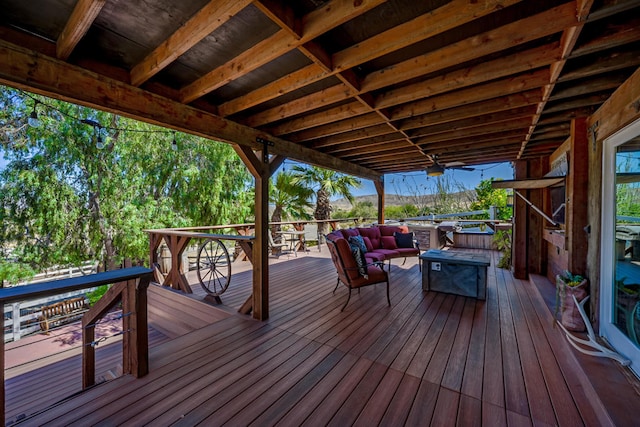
[12,249,640,426]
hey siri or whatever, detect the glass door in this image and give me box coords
[601,118,640,375]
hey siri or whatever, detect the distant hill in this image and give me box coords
[332,190,476,210]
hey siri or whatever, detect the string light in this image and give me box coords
[20,91,178,146]
[27,100,41,128]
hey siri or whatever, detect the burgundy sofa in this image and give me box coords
[326,225,420,267]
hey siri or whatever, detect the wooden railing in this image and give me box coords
[0,266,153,423]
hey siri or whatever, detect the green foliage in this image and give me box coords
[0,260,35,286]
[471,178,512,220]
[494,229,512,269]
[269,171,313,233]
[292,165,361,234]
[86,285,110,306]
[0,87,253,271]
[558,270,585,287]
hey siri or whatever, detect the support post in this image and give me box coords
[567,117,589,277]
[374,176,385,225]
[513,161,529,279]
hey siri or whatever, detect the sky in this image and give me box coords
[277,160,514,197]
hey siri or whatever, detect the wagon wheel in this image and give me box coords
[196,238,231,296]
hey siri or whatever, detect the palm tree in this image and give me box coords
[269,171,314,235]
[291,165,361,235]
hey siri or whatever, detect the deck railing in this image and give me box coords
[0,266,153,424]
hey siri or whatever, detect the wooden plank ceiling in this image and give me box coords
[1,0,639,178]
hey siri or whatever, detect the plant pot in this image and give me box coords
[555,276,588,332]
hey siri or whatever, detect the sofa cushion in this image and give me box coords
[381,236,398,249]
[373,248,401,258]
[348,235,368,254]
[378,225,409,236]
[340,228,360,239]
[394,231,415,248]
[364,251,385,262]
[358,227,382,249]
[362,236,374,252]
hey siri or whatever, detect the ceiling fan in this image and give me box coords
[426,156,475,176]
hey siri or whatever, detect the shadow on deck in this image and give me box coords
[8,249,640,426]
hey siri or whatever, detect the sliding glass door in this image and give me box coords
[601,118,640,375]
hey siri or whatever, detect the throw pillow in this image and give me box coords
[348,235,368,254]
[394,232,415,248]
[362,236,374,252]
[381,236,397,249]
[349,244,368,278]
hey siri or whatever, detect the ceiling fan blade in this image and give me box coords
[450,166,475,171]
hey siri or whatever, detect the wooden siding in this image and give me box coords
[10,250,640,426]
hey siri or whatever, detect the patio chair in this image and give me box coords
[268,231,290,257]
[326,237,390,311]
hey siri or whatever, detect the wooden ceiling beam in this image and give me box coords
[390,69,550,121]
[222,0,526,118]
[362,2,576,93]
[570,17,640,58]
[333,140,413,157]
[57,0,106,60]
[309,124,398,149]
[253,0,301,38]
[0,39,380,181]
[268,101,368,136]
[549,73,627,101]
[558,50,640,83]
[218,64,327,118]
[375,43,561,110]
[413,117,531,144]
[288,113,385,143]
[423,138,524,156]
[419,130,527,152]
[324,133,408,154]
[407,105,538,139]
[333,0,523,72]
[179,0,383,104]
[345,147,425,162]
[130,0,251,87]
[398,90,543,131]
[245,84,353,128]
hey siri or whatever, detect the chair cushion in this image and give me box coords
[326,231,343,242]
[334,238,360,281]
[348,235,368,254]
[358,227,382,249]
[394,232,415,248]
[350,264,387,287]
[381,236,398,249]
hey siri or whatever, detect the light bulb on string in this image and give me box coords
[27,101,41,128]
[171,133,178,151]
[95,133,105,149]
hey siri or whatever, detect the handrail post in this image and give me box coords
[1,302,5,425]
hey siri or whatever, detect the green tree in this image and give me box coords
[0,87,252,271]
[470,178,512,220]
[292,166,361,235]
[269,171,313,234]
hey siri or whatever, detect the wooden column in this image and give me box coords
[567,117,589,277]
[513,160,529,279]
[528,157,547,275]
[374,176,385,224]
[234,145,283,320]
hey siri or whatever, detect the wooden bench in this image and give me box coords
[38,296,89,333]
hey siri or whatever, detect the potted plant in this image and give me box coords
[555,270,588,331]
